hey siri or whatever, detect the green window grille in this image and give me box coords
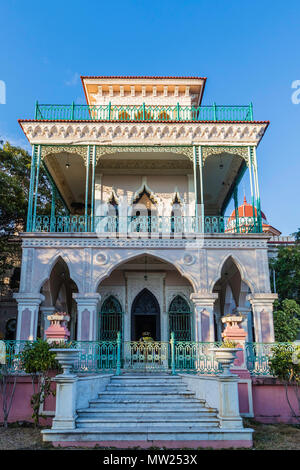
[168,295,192,341]
[99,296,123,340]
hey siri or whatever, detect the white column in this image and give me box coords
[190,293,218,342]
[218,375,244,429]
[13,293,45,341]
[52,375,78,430]
[73,293,101,341]
[247,293,278,342]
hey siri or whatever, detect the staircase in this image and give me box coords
[42,374,253,448]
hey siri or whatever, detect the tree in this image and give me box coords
[273,299,300,342]
[270,243,300,304]
[19,339,60,426]
[0,141,60,279]
[269,343,300,424]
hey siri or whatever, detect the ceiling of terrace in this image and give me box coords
[43,148,245,215]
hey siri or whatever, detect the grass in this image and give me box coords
[0,420,299,450]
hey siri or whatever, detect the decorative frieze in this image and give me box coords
[22,236,269,249]
[20,121,268,146]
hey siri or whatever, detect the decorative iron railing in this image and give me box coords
[31,215,261,234]
[123,341,170,371]
[245,342,298,376]
[34,102,254,122]
[174,341,223,374]
[3,340,296,376]
[69,340,119,372]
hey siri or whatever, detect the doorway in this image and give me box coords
[131,288,160,341]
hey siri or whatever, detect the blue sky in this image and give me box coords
[0,0,299,235]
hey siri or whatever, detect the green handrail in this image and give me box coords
[34,103,254,122]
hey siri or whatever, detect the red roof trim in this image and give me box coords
[80,75,207,80]
[18,119,270,125]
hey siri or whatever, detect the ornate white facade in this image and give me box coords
[15,76,277,345]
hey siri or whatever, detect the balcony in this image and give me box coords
[31,215,261,234]
[34,102,254,122]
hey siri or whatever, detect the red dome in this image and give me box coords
[229,196,267,221]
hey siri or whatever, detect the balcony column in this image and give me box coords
[84,145,91,232]
[73,293,101,341]
[190,293,218,342]
[233,186,239,233]
[13,293,45,341]
[192,146,204,232]
[90,145,96,232]
[26,145,38,231]
[251,146,262,232]
[248,146,256,223]
[247,293,278,342]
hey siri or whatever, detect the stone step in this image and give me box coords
[76,418,220,429]
[89,399,207,408]
[106,385,187,392]
[77,409,217,419]
[99,391,195,397]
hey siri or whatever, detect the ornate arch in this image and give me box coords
[94,251,198,293]
[210,253,256,294]
[37,252,81,294]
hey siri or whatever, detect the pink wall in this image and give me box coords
[251,377,300,424]
[0,374,56,426]
[1,375,299,426]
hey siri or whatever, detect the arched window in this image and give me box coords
[106,193,119,232]
[171,194,183,233]
[131,188,157,233]
[99,296,123,340]
[168,295,191,341]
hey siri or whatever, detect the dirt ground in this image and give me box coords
[0,421,299,450]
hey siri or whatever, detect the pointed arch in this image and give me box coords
[99,295,123,340]
[131,288,160,341]
[168,295,192,341]
[37,252,81,294]
[210,253,255,294]
[94,251,197,293]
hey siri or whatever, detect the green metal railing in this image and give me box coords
[245,342,298,376]
[30,214,261,234]
[34,102,254,122]
[3,340,295,376]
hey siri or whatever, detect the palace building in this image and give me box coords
[11,75,283,447]
[16,75,277,345]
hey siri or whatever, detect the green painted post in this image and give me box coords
[85,145,90,232]
[177,102,180,121]
[26,145,37,231]
[213,102,217,121]
[198,146,205,233]
[233,187,240,233]
[116,331,121,376]
[50,185,56,232]
[142,102,145,120]
[34,101,39,120]
[170,332,176,375]
[249,102,253,121]
[71,101,75,120]
[90,145,96,232]
[108,101,111,120]
[32,145,41,231]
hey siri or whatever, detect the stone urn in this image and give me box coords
[209,347,242,376]
[50,348,80,376]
